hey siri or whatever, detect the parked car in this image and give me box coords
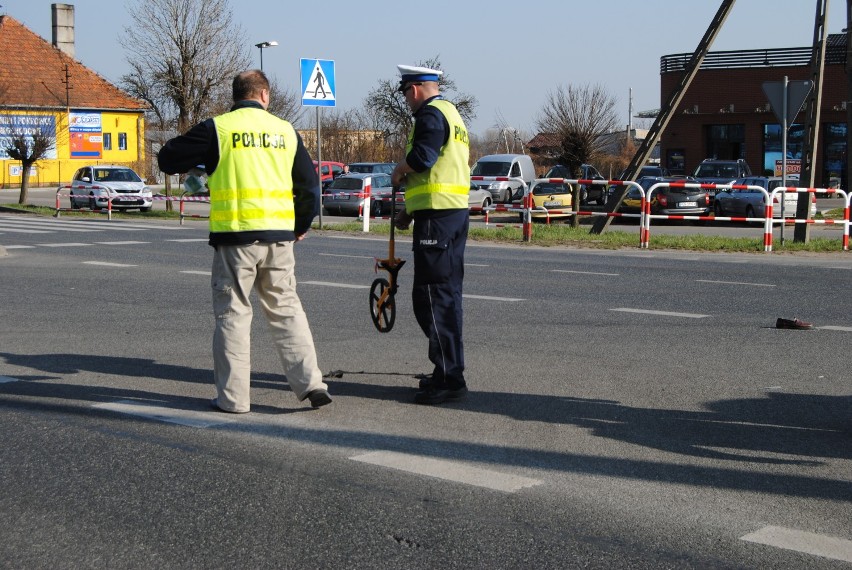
[637,176,710,217]
[618,165,671,179]
[543,164,608,205]
[519,180,573,221]
[313,161,346,188]
[468,182,493,212]
[322,172,395,216]
[68,165,152,212]
[470,154,536,203]
[692,159,753,204]
[347,162,395,175]
[714,176,817,219]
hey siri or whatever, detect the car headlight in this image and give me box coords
[489,182,502,190]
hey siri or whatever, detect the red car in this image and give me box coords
[313,161,346,188]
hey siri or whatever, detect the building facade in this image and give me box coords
[659,36,847,188]
[0,9,148,188]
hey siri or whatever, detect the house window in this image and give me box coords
[118,132,127,151]
[103,133,112,150]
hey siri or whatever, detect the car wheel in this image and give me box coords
[481,197,491,210]
[140,207,152,213]
[70,199,80,210]
[501,189,511,203]
[714,202,724,217]
[370,200,382,217]
[597,192,608,206]
[88,195,101,211]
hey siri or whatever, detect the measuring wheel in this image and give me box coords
[369,277,396,333]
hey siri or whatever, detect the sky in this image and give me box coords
[4,0,849,138]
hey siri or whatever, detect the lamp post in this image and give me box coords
[254,40,278,71]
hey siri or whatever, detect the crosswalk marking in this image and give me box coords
[83,261,138,267]
[610,308,710,319]
[36,242,92,248]
[820,325,852,332]
[464,294,525,302]
[740,526,852,563]
[181,270,211,276]
[302,281,369,289]
[351,451,542,492]
[92,400,234,428]
[0,376,19,383]
[93,241,150,245]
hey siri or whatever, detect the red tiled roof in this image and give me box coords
[0,15,147,111]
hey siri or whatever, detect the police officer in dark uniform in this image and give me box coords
[391,65,471,405]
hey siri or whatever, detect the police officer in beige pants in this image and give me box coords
[158,70,331,412]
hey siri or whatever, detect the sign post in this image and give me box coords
[301,59,336,228]
[762,78,812,243]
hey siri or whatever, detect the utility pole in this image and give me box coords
[794,0,829,243]
[591,0,737,234]
[846,0,852,197]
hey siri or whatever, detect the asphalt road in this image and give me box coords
[0,212,850,568]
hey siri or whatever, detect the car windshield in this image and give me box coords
[532,183,569,195]
[471,161,511,176]
[329,177,363,190]
[348,164,374,173]
[95,168,141,182]
[545,166,571,179]
[695,164,737,178]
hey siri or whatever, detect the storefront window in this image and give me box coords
[762,124,803,176]
[822,122,846,189]
[705,124,745,162]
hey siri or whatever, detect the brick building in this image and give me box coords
[659,35,847,188]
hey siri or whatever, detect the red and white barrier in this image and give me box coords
[767,187,850,251]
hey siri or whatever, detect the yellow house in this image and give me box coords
[0,10,148,188]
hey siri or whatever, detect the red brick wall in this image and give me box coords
[660,64,847,185]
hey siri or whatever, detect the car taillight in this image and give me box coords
[811,194,816,203]
[657,194,668,206]
[704,194,709,205]
[773,196,780,204]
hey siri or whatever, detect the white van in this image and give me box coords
[470,154,536,203]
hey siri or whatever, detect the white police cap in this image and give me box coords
[397,64,443,84]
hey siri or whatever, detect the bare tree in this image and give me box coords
[0,116,56,205]
[120,0,250,135]
[363,56,478,159]
[535,83,619,176]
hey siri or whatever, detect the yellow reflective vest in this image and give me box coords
[404,99,470,212]
[207,107,298,233]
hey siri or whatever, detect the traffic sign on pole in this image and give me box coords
[301,59,336,107]
[762,80,812,124]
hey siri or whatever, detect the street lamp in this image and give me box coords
[254,41,278,71]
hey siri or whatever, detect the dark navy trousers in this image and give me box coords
[411,208,468,389]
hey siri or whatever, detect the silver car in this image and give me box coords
[715,177,817,219]
[323,173,397,217]
[468,182,493,211]
[68,165,152,212]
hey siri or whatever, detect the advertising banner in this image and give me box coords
[69,111,103,159]
[0,114,57,160]
[774,159,801,177]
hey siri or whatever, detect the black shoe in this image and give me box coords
[415,373,434,390]
[414,385,468,405]
[306,389,332,408]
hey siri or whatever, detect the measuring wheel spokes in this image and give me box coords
[369,277,396,332]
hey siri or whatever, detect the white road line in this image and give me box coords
[3,245,36,249]
[463,294,526,302]
[181,270,211,276]
[93,241,150,245]
[167,238,209,242]
[819,325,852,332]
[36,242,93,247]
[0,221,97,233]
[610,308,710,319]
[301,281,369,289]
[319,253,375,259]
[0,376,19,383]
[696,279,775,287]
[552,269,619,276]
[83,261,138,267]
[0,227,52,234]
[350,451,542,493]
[92,400,234,428]
[740,526,852,563]
[465,263,490,267]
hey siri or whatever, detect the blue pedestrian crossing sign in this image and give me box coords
[300,58,336,107]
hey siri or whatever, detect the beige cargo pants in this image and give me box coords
[211,241,327,412]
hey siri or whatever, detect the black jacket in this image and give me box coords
[157,101,320,246]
